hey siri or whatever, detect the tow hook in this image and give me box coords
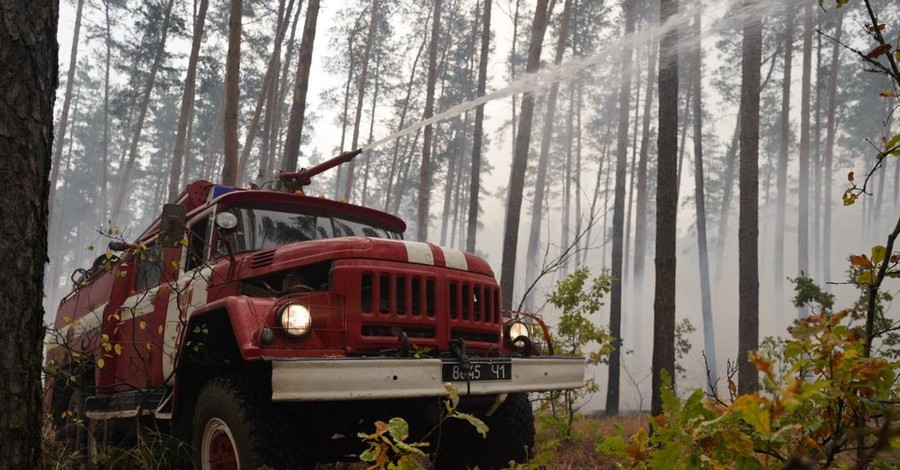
[398,331,410,357]
[450,338,470,373]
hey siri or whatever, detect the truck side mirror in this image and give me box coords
[158,204,187,249]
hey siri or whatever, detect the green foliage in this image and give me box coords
[358,384,488,470]
[599,278,900,468]
[789,273,836,310]
[546,267,614,365]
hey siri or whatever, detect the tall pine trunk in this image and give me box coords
[0,1,56,465]
[111,0,176,221]
[500,0,553,308]
[797,0,814,309]
[342,0,380,201]
[607,0,637,416]
[49,0,84,215]
[467,0,491,253]
[691,10,717,391]
[823,11,844,284]
[101,0,113,220]
[417,0,442,242]
[168,0,209,201]
[282,0,321,172]
[633,39,658,295]
[222,0,243,186]
[738,0,762,394]
[523,0,573,311]
[775,4,794,318]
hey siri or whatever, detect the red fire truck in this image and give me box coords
[46,150,585,469]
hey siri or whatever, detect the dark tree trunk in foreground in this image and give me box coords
[466,0,491,254]
[500,0,552,308]
[222,0,243,186]
[607,0,637,416]
[282,0,321,172]
[169,0,209,201]
[417,0,441,242]
[652,0,678,416]
[0,1,57,465]
[691,9,716,391]
[775,3,793,319]
[738,0,762,394]
[48,0,83,215]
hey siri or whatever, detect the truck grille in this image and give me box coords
[356,269,501,345]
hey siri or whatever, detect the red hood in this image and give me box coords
[238,237,494,277]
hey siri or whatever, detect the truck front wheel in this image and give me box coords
[192,377,290,470]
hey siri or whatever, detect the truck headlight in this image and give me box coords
[278,303,312,337]
[506,321,530,349]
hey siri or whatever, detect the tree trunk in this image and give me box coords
[110,0,176,222]
[237,0,294,183]
[500,0,553,308]
[633,40,658,291]
[738,0,762,394]
[606,0,637,416]
[101,0,113,220]
[524,0,573,311]
[49,0,83,217]
[281,0,321,172]
[467,0,491,253]
[651,0,679,417]
[823,12,843,284]
[342,0,380,201]
[384,30,427,211]
[168,0,209,201]
[417,0,442,242]
[221,0,243,186]
[775,4,793,319]
[0,1,56,465]
[691,10,717,392]
[360,48,383,207]
[797,0,813,305]
[269,0,305,174]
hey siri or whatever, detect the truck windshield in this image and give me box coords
[223,205,402,253]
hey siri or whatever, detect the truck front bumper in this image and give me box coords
[269,356,585,401]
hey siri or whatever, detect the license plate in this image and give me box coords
[442,359,512,382]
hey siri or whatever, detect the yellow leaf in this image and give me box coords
[872,245,887,264]
[857,271,875,285]
[97,357,105,369]
[101,333,110,343]
[145,342,152,351]
[733,395,771,434]
[881,91,897,98]
[158,325,164,335]
[114,344,122,356]
[139,320,147,330]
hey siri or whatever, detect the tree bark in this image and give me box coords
[221,0,243,186]
[606,0,637,416]
[775,4,794,319]
[168,0,209,201]
[110,0,176,222]
[738,0,762,394]
[500,0,553,308]
[652,0,679,416]
[466,0,491,253]
[237,0,294,183]
[49,0,84,216]
[342,0,380,201]
[691,10,717,392]
[417,0,442,242]
[268,0,305,174]
[823,11,844,284]
[101,0,113,221]
[0,1,57,465]
[524,0,573,312]
[633,40,658,291]
[797,0,813,304]
[281,0,321,172]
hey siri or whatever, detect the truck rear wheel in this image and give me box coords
[191,377,292,470]
[435,393,535,470]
